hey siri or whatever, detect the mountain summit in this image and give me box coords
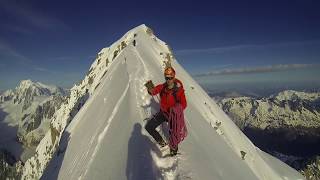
[21,24,304,179]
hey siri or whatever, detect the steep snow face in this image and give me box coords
[24,24,304,180]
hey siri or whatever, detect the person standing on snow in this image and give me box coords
[145,67,187,156]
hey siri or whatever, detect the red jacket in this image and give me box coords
[150,79,187,113]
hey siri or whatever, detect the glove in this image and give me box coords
[144,80,154,94]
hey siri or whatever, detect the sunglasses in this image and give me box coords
[165,76,174,80]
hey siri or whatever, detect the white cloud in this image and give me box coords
[88,55,96,59]
[175,45,254,55]
[0,39,57,74]
[176,40,320,55]
[0,40,31,65]
[48,56,76,61]
[0,1,69,31]
[194,64,319,77]
[33,67,55,73]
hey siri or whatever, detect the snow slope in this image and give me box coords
[35,25,304,180]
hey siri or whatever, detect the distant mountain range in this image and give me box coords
[215,90,320,178]
[216,90,320,131]
[0,80,67,170]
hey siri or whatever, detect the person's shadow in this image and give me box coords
[126,123,163,180]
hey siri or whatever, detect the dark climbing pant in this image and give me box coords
[145,111,169,143]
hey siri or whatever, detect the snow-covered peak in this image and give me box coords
[218,90,320,130]
[19,79,32,86]
[22,24,304,180]
[16,79,40,96]
[1,89,14,97]
[15,79,66,97]
[0,79,66,112]
[272,90,319,101]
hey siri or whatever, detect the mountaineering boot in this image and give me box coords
[170,147,178,156]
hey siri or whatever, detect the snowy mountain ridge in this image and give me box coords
[273,90,320,102]
[21,24,304,179]
[0,79,66,127]
[0,79,66,109]
[21,24,139,180]
[217,90,320,130]
[0,80,66,165]
[216,90,320,179]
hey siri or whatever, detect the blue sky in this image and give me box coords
[0,0,319,91]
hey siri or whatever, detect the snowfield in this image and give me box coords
[23,24,305,180]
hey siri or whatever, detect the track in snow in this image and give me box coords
[130,46,193,180]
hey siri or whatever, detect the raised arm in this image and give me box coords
[148,84,163,96]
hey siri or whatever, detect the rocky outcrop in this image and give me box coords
[17,95,65,147]
[0,89,14,103]
[0,149,23,180]
[300,156,320,180]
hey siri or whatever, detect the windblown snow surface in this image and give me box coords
[41,25,304,180]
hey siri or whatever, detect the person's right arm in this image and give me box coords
[148,84,163,96]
